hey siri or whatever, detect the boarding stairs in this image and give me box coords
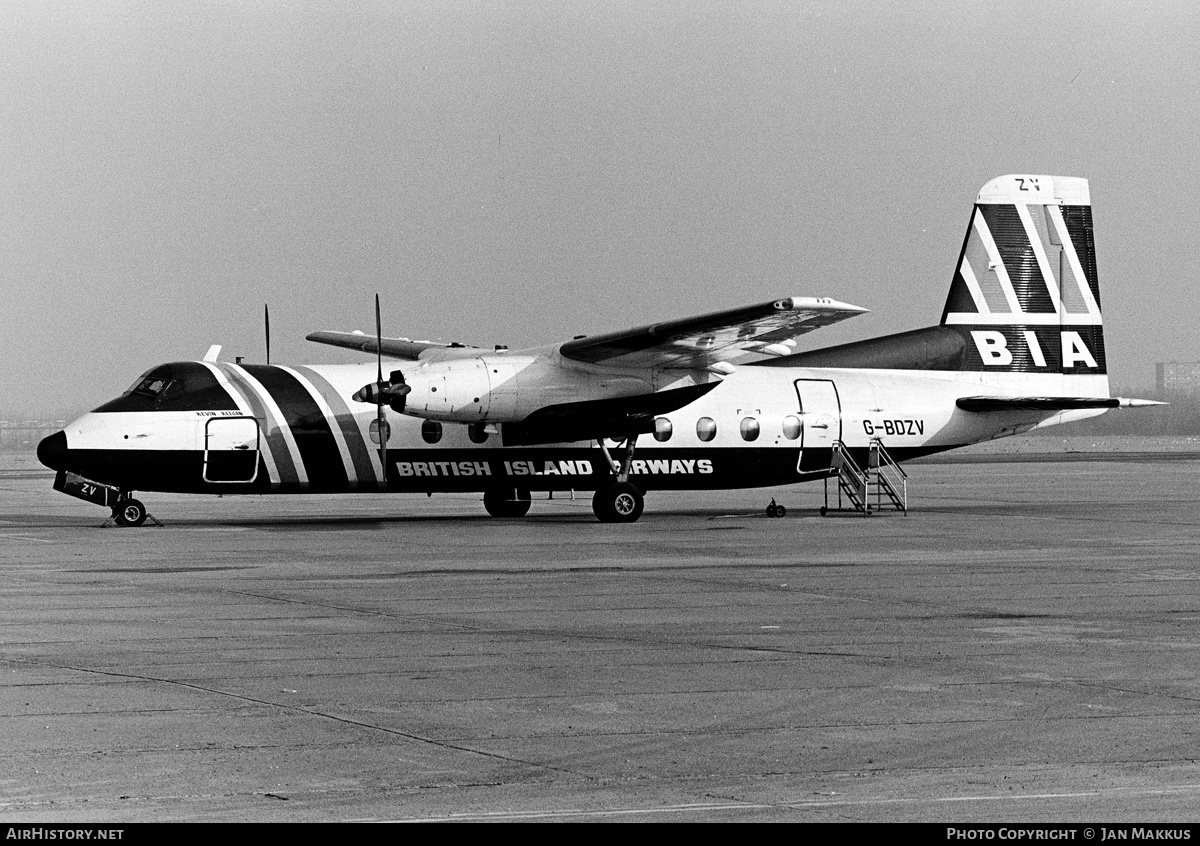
[822,439,907,516]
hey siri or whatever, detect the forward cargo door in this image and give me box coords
[203,416,260,483]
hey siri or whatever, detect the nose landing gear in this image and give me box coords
[103,493,161,527]
[52,471,161,527]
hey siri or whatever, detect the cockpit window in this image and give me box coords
[94,363,239,413]
[128,376,176,399]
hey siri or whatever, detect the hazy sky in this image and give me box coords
[3,0,1197,417]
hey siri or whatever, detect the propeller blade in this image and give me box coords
[374,293,387,492]
[375,294,383,386]
[387,382,411,414]
[264,303,271,366]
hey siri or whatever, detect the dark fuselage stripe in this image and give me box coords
[215,364,298,487]
[241,365,349,492]
[294,365,379,489]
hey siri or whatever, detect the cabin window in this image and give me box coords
[740,417,760,442]
[653,417,672,442]
[369,418,391,445]
[467,423,489,444]
[782,415,801,440]
[421,419,442,444]
[696,417,716,442]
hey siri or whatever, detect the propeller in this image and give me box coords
[351,370,411,411]
[350,295,413,490]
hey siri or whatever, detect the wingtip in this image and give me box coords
[781,296,870,314]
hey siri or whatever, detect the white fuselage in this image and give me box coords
[51,359,1107,495]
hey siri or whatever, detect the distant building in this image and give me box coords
[1156,362,1200,395]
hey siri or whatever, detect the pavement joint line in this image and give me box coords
[222,588,491,632]
[381,781,1200,821]
[0,532,53,542]
[5,655,592,781]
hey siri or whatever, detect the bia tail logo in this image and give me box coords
[968,326,1104,374]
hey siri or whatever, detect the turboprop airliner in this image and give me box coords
[38,175,1157,525]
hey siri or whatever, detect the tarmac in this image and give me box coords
[2,441,1200,822]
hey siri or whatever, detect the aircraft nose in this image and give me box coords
[37,430,68,471]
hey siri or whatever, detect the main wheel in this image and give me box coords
[483,487,531,518]
[114,498,147,527]
[592,482,644,523]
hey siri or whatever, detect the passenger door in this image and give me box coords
[793,379,841,473]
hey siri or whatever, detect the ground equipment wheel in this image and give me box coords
[592,482,644,523]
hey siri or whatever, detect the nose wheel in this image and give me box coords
[106,495,161,528]
[112,498,148,527]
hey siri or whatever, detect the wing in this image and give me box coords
[305,330,482,361]
[558,296,868,369]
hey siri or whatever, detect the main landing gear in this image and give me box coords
[592,481,644,523]
[483,487,531,518]
[592,435,645,523]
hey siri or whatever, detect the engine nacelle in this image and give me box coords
[403,358,495,423]
[397,355,654,425]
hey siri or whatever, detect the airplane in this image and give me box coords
[37,174,1159,525]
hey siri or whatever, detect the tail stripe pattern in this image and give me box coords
[940,175,1105,375]
[1046,204,1102,318]
[944,178,1101,327]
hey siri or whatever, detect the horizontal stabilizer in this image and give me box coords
[957,396,1118,412]
[954,396,1169,412]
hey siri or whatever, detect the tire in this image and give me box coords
[592,482,644,523]
[483,487,531,518]
[116,499,147,527]
[775,505,787,518]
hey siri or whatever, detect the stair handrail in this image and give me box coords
[832,440,865,484]
[869,438,907,511]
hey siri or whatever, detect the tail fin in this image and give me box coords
[941,175,1106,378]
